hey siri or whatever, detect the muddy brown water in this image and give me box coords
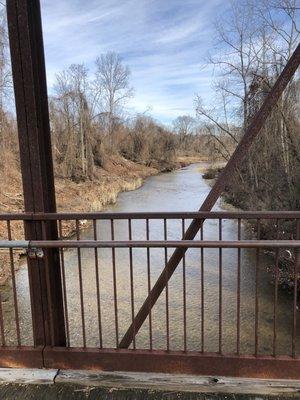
[2,163,299,356]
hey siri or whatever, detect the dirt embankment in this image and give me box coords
[1,154,205,218]
[0,153,204,284]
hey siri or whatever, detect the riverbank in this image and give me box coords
[0,153,205,284]
[0,154,205,216]
[56,154,206,214]
[2,162,297,354]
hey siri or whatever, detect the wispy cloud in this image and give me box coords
[41,0,226,124]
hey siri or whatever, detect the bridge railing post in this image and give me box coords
[6,0,66,347]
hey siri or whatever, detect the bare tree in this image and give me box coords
[0,9,13,153]
[172,115,195,149]
[196,94,239,160]
[52,64,94,179]
[195,0,299,210]
[95,52,133,146]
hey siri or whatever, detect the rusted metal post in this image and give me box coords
[119,43,300,349]
[6,0,66,346]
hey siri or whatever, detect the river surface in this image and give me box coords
[2,163,299,355]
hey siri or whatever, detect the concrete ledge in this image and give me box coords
[0,368,299,398]
[56,370,300,397]
[0,368,58,384]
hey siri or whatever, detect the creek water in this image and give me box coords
[2,163,299,355]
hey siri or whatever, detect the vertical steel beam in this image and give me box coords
[119,43,300,349]
[6,0,66,346]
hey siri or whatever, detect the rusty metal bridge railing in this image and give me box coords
[0,211,299,379]
[3,0,300,380]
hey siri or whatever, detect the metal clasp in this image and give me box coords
[27,247,44,259]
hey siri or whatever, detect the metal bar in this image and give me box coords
[6,0,66,347]
[7,221,21,346]
[0,240,29,248]
[273,248,279,357]
[200,226,204,353]
[237,218,241,355]
[93,219,103,349]
[273,220,279,358]
[0,293,5,346]
[219,218,222,354]
[254,219,261,357]
[43,347,300,379]
[16,211,300,220]
[0,213,33,221]
[0,346,44,368]
[119,43,300,349]
[41,220,55,347]
[164,219,170,351]
[146,219,153,350]
[128,219,135,350]
[21,240,300,249]
[58,220,70,348]
[111,219,119,347]
[76,220,86,348]
[292,220,300,358]
[182,219,187,352]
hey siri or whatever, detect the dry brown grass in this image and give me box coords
[0,150,198,283]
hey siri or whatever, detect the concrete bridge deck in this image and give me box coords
[0,368,298,399]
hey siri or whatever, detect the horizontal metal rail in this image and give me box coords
[0,211,299,220]
[0,240,29,248]
[0,211,298,379]
[0,240,299,249]
[43,347,300,379]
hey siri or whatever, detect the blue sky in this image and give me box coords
[41,0,227,125]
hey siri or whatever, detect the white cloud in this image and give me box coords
[41,0,225,123]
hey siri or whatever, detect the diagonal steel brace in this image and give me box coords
[119,43,300,349]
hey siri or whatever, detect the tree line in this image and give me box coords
[195,0,299,213]
[0,7,210,184]
[51,54,171,180]
[0,0,298,215]
[49,53,213,180]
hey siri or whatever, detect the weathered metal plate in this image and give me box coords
[44,347,300,380]
[0,347,44,369]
